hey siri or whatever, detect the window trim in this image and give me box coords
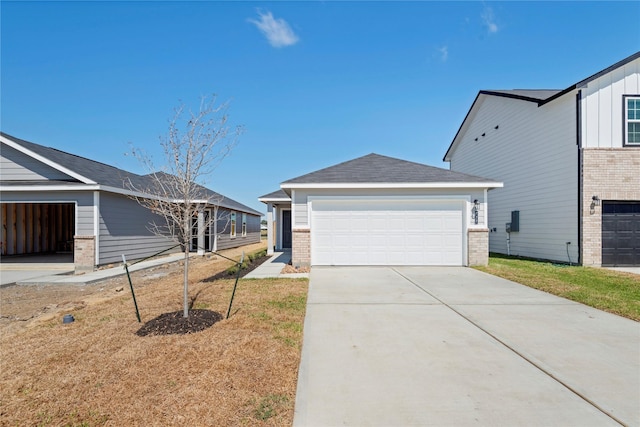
[230,211,236,238]
[623,94,640,146]
[241,213,247,237]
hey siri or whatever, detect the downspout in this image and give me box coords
[576,90,582,265]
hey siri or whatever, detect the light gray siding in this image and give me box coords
[98,192,178,265]
[214,207,261,251]
[0,190,94,236]
[292,190,308,228]
[1,144,73,181]
[450,95,579,263]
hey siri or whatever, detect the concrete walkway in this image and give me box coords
[3,253,186,286]
[244,251,309,279]
[294,266,640,427]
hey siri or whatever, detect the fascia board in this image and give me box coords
[0,184,101,192]
[258,197,291,203]
[281,182,503,190]
[1,136,97,184]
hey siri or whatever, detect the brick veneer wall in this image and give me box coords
[292,229,311,267]
[74,235,96,273]
[581,148,640,266]
[468,228,489,266]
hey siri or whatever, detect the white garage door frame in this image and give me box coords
[309,195,469,266]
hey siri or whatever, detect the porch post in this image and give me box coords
[197,206,205,256]
[266,203,274,255]
[212,206,218,252]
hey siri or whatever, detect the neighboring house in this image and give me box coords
[444,51,640,267]
[259,153,502,267]
[0,132,262,271]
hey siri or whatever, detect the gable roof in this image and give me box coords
[281,153,502,189]
[478,90,562,104]
[258,189,291,203]
[1,132,261,216]
[443,51,640,162]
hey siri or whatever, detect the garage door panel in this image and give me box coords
[602,202,640,266]
[311,200,464,266]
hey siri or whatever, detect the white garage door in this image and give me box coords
[311,199,464,266]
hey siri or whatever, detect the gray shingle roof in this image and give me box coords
[282,153,499,185]
[258,189,290,201]
[1,132,261,216]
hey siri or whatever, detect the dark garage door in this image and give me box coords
[602,202,640,266]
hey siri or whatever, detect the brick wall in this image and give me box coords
[74,235,96,273]
[292,229,311,267]
[468,228,489,266]
[581,148,640,266]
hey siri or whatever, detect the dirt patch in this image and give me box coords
[0,244,263,333]
[281,264,311,274]
[0,242,309,425]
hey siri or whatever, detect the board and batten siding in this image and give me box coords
[98,192,178,265]
[0,144,73,181]
[450,94,579,263]
[582,56,640,148]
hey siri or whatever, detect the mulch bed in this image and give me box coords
[136,309,224,336]
[135,254,271,336]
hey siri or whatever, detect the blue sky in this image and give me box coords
[2,1,639,214]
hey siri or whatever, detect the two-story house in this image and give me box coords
[444,51,640,267]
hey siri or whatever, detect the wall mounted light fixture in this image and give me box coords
[592,195,601,206]
[472,199,480,225]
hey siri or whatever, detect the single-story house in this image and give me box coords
[0,132,262,271]
[259,153,502,267]
[444,51,640,266]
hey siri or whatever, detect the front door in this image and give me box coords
[282,210,292,249]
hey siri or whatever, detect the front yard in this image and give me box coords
[0,243,308,426]
[476,254,640,321]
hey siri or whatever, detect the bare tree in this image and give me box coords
[128,95,242,317]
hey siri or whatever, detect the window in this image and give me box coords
[242,213,247,237]
[230,212,236,238]
[624,95,640,145]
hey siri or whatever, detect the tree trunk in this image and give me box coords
[183,214,190,318]
[183,249,189,318]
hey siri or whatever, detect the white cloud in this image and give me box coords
[249,10,299,48]
[481,5,499,34]
[438,46,449,62]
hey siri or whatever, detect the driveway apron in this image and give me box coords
[293,266,640,427]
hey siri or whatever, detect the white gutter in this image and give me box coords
[282,182,504,190]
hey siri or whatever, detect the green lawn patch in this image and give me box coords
[475,254,640,321]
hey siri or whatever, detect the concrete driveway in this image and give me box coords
[294,267,640,427]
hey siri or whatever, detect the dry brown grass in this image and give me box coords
[0,243,309,426]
